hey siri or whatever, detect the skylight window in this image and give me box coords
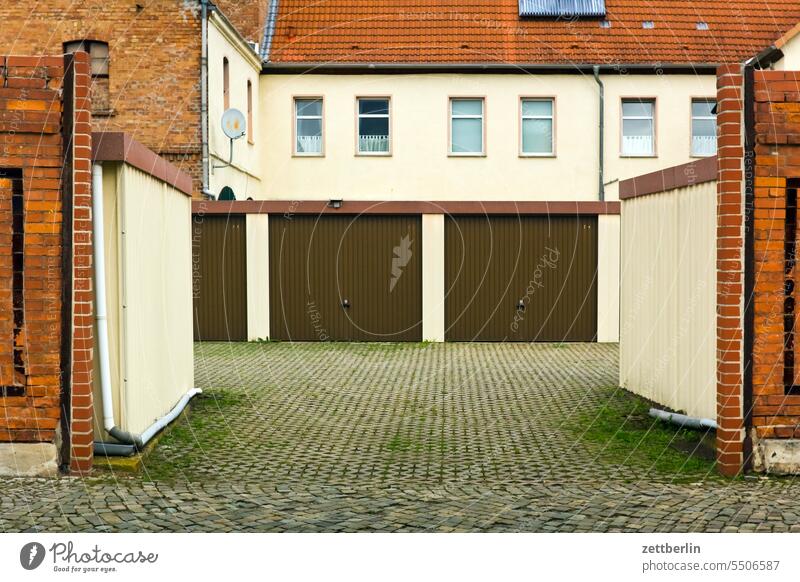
[696,22,709,30]
[518,0,606,18]
[642,21,655,29]
[600,20,611,28]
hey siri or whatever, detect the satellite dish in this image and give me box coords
[221,108,246,140]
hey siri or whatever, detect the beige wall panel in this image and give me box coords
[246,214,270,340]
[619,181,716,419]
[597,214,620,342]
[422,213,445,342]
[118,166,195,435]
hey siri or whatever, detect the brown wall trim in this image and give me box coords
[192,200,620,216]
[619,155,717,200]
[91,132,193,196]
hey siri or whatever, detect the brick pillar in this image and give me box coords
[64,52,94,474]
[716,64,747,476]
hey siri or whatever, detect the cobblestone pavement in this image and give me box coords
[2,342,800,532]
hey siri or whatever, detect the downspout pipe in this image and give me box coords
[593,65,605,201]
[91,163,202,456]
[742,62,756,471]
[649,408,717,431]
[200,0,213,199]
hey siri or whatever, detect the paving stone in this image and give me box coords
[1,343,799,532]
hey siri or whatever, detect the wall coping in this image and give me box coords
[91,132,193,196]
[191,200,621,216]
[619,156,717,201]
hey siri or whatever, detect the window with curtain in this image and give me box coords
[691,99,716,157]
[295,98,323,155]
[357,98,390,154]
[521,98,554,155]
[621,99,655,156]
[450,98,484,155]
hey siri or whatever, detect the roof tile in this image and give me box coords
[268,0,800,64]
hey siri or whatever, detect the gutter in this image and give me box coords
[261,0,279,61]
[748,45,784,70]
[91,163,202,456]
[592,65,604,201]
[260,61,720,75]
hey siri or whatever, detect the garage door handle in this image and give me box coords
[517,300,526,312]
[342,299,351,309]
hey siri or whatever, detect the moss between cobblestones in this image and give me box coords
[574,387,721,483]
[139,389,245,482]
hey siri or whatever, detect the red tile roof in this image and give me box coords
[267,0,800,65]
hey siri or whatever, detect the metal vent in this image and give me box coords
[519,0,606,17]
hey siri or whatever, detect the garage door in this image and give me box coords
[269,215,422,341]
[445,215,597,341]
[192,215,248,341]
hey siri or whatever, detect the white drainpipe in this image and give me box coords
[92,163,201,455]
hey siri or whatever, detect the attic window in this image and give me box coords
[518,0,606,18]
[599,20,611,28]
[696,22,709,30]
[642,21,655,29]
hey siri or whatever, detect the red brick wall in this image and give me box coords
[63,52,95,474]
[215,0,266,45]
[751,70,800,440]
[716,64,747,476]
[0,53,95,474]
[0,56,66,445]
[0,0,203,196]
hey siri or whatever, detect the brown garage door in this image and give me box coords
[445,215,598,342]
[269,215,422,341]
[192,215,247,341]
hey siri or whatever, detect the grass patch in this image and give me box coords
[139,389,244,482]
[574,388,720,482]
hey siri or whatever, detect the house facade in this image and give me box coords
[0,0,261,199]
[193,0,800,345]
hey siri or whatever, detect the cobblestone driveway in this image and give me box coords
[2,342,800,532]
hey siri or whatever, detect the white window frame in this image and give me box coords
[293,97,324,157]
[620,98,656,157]
[449,97,485,156]
[691,98,717,158]
[356,97,391,156]
[520,97,555,157]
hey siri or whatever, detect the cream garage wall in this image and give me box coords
[120,165,195,434]
[259,73,715,202]
[208,14,262,200]
[619,182,717,419]
[93,163,195,437]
